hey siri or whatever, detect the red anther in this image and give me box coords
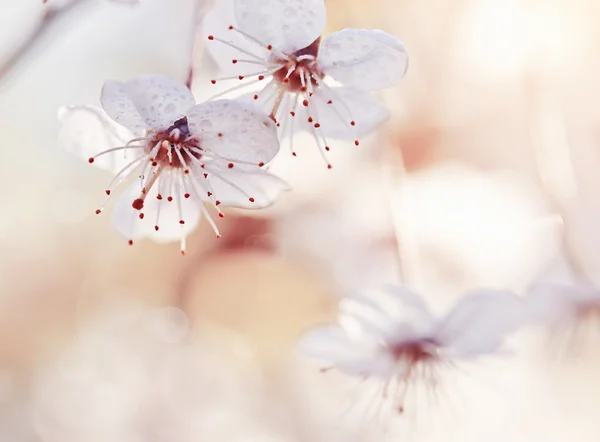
[302,100,309,107]
[232,59,238,64]
[249,197,255,202]
[276,123,280,127]
[308,117,313,123]
[327,164,332,169]
[218,213,224,218]
[179,220,185,225]
[309,92,313,97]
[211,80,217,84]
[152,161,158,167]
[95,209,101,215]
[238,75,244,80]
[184,169,189,174]
[184,193,190,199]
[128,240,133,246]
[350,121,356,126]
[139,213,145,219]
[207,191,212,197]
[88,157,94,163]
[157,194,163,200]
[216,200,221,206]
[208,35,214,40]
[314,123,321,128]
[290,111,295,117]
[216,234,222,239]
[283,78,289,83]
[154,225,159,231]
[327,100,333,104]
[169,162,173,166]
[105,190,111,195]
[325,146,330,151]
[204,173,208,178]
[132,198,144,210]
[258,162,265,167]
[218,133,223,137]
[267,45,273,50]
[253,95,259,100]
[354,140,360,146]
[292,152,297,156]
[258,75,265,81]
[300,86,307,92]
[181,250,186,256]
[228,25,234,30]
[167,196,173,202]
[228,163,234,169]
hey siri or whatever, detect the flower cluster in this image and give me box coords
[54,0,600,424]
[59,0,408,252]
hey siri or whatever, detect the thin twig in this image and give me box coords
[383,140,423,289]
[0,0,94,85]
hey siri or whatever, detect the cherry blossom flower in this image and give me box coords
[202,0,408,167]
[299,285,527,414]
[59,75,287,254]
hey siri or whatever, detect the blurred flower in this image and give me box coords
[203,0,408,166]
[59,75,288,254]
[299,285,527,414]
[275,164,398,294]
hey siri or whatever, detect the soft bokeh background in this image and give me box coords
[1,0,600,440]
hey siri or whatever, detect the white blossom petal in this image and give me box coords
[339,285,436,343]
[110,177,202,243]
[298,326,391,377]
[187,100,280,166]
[203,0,269,75]
[527,282,595,327]
[203,163,290,209]
[101,75,196,132]
[233,0,326,53]
[58,105,140,174]
[319,29,408,91]
[437,291,528,358]
[308,87,390,139]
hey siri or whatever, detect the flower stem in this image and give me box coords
[384,142,423,289]
[525,72,593,286]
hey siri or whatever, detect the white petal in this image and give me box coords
[437,291,528,358]
[110,176,202,243]
[101,75,195,131]
[319,29,409,91]
[307,87,389,139]
[203,0,270,75]
[527,282,596,326]
[203,163,290,209]
[57,105,140,174]
[298,326,390,377]
[341,285,436,342]
[187,100,280,166]
[233,0,326,53]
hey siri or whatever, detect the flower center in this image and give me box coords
[147,117,202,169]
[388,338,440,364]
[272,38,323,92]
